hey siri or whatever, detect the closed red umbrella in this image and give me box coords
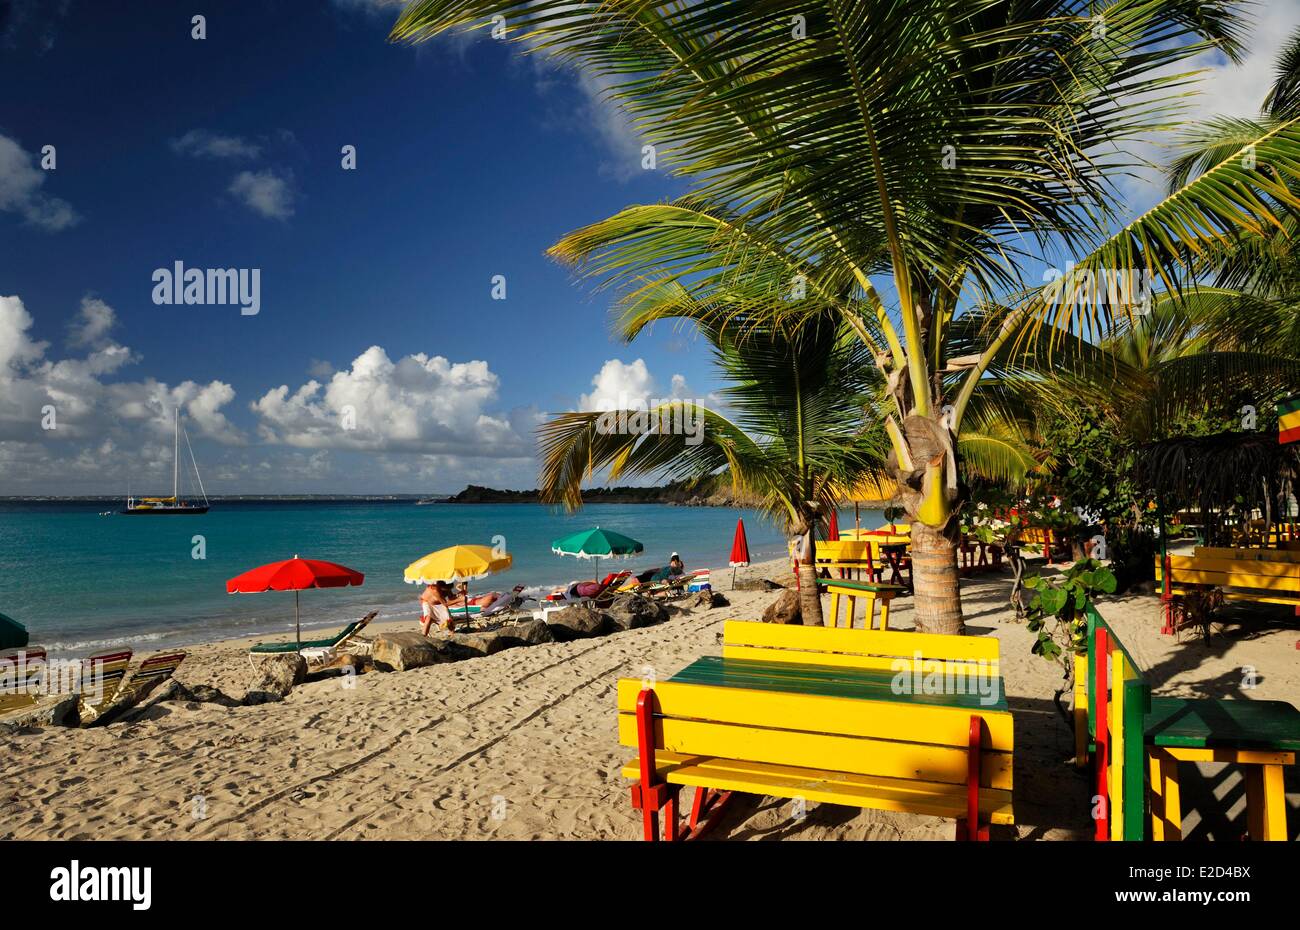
[227,556,364,654]
[729,518,750,587]
[827,508,840,541]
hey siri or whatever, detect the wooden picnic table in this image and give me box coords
[880,543,912,592]
[669,654,1008,713]
[1146,695,1300,840]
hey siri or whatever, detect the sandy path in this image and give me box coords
[2,560,1296,840]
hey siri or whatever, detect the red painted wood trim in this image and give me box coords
[965,715,982,841]
[636,688,659,841]
[1093,628,1110,841]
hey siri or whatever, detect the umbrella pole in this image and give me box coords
[295,589,302,655]
[463,580,472,625]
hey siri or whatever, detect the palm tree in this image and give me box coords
[393,0,1300,633]
[538,310,891,626]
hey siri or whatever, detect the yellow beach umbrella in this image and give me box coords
[404,544,513,624]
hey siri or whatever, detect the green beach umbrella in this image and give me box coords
[551,527,644,583]
[0,612,29,650]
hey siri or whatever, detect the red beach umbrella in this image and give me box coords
[729,518,751,587]
[227,556,364,654]
[827,508,840,541]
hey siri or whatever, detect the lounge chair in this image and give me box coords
[117,651,187,704]
[623,569,710,600]
[76,649,133,724]
[478,585,533,619]
[544,571,631,607]
[90,651,189,726]
[534,571,631,621]
[249,611,377,660]
[0,648,47,714]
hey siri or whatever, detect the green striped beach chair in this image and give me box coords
[249,611,376,660]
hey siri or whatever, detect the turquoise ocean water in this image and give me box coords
[0,500,877,656]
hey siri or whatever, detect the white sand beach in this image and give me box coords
[1,558,1297,841]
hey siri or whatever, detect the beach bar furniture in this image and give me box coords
[1073,605,1300,840]
[1155,551,1300,636]
[814,539,878,582]
[815,577,903,629]
[618,621,1012,841]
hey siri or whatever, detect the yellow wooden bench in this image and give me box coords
[815,577,902,629]
[1156,552,1300,635]
[1194,546,1300,563]
[617,621,1013,840]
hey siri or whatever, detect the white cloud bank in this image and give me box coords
[253,345,528,457]
[0,295,537,494]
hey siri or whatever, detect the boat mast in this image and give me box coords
[173,408,179,502]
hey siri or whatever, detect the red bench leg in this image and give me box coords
[956,715,990,841]
[630,688,675,841]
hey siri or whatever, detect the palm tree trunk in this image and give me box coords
[797,532,824,626]
[910,521,964,635]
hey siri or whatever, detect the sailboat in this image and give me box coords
[121,409,210,515]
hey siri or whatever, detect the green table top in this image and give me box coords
[669,655,1009,713]
[814,578,905,593]
[1146,695,1300,751]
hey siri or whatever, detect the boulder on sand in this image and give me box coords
[546,606,610,641]
[445,629,510,658]
[605,593,669,631]
[493,618,554,647]
[692,590,729,609]
[243,653,308,704]
[762,588,802,624]
[734,578,785,592]
[371,632,443,671]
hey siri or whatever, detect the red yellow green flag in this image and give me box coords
[1280,395,1300,444]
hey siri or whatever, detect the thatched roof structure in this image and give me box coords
[1134,431,1300,545]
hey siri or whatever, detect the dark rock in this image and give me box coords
[371,632,442,671]
[244,653,308,702]
[734,578,786,592]
[692,590,729,609]
[605,593,669,631]
[494,618,554,647]
[546,606,611,641]
[762,588,802,624]
[106,679,241,724]
[446,629,511,657]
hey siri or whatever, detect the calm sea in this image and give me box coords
[0,500,878,655]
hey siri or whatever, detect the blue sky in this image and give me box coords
[1,0,1297,495]
[0,0,707,494]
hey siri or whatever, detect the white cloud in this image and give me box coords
[0,294,242,448]
[66,296,117,349]
[0,133,80,231]
[170,129,263,160]
[1112,2,1300,212]
[579,358,707,411]
[251,345,530,457]
[228,169,295,220]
